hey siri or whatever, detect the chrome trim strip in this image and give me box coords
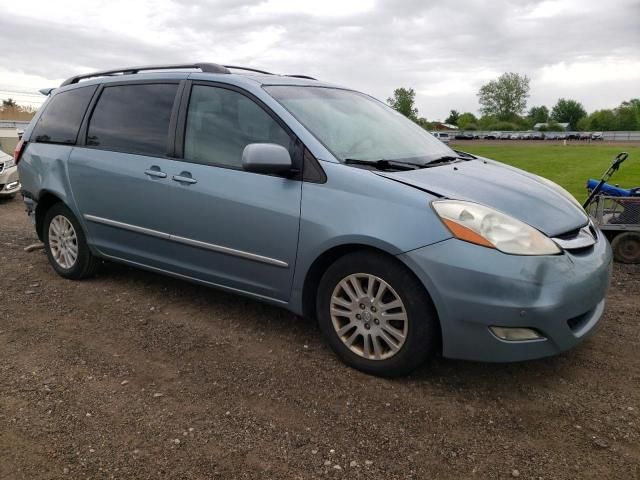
[84,214,170,240]
[83,214,289,268]
[95,250,288,305]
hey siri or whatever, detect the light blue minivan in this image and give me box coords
[17,63,612,376]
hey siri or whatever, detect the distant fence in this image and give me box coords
[456,130,640,141]
[0,120,31,131]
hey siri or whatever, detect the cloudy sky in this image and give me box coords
[0,0,638,120]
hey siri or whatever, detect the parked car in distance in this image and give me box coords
[545,133,558,140]
[579,133,591,140]
[521,133,531,140]
[17,63,612,377]
[484,131,500,140]
[531,132,544,140]
[566,133,580,140]
[499,132,511,140]
[509,133,522,140]
[591,132,604,141]
[0,150,20,198]
[454,133,474,140]
[430,131,451,144]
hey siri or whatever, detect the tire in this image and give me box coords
[43,203,99,279]
[316,251,439,377]
[611,232,640,264]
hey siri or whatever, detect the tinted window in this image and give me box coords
[184,85,290,168]
[32,85,96,144]
[87,83,178,156]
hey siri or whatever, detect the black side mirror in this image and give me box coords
[242,143,293,174]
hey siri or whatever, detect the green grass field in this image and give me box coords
[456,143,640,201]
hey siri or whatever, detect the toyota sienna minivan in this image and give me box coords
[17,63,612,376]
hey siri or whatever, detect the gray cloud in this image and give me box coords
[0,0,638,118]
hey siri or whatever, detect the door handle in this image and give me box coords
[144,167,167,179]
[172,173,197,184]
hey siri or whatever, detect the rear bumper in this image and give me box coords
[0,166,20,195]
[399,233,613,362]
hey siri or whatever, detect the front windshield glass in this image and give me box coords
[264,86,456,164]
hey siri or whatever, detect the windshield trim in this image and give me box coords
[263,85,457,166]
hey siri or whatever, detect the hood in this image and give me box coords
[377,159,588,237]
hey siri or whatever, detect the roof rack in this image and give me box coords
[60,63,231,87]
[59,63,318,87]
[224,65,274,75]
[286,74,318,80]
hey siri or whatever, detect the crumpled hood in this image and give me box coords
[377,158,588,237]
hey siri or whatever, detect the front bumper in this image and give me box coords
[0,165,20,195]
[399,233,612,362]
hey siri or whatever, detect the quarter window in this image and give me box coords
[184,85,291,168]
[32,85,97,145]
[87,83,178,157]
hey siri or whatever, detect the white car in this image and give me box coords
[0,150,20,198]
[430,132,451,145]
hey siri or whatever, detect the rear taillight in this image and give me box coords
[14,139,26,165]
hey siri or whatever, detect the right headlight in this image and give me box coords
[432,200,561,255]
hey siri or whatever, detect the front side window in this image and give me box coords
[265,86,456,164]
[32,85,97,144]
[87,83,178,156]
[184,85,291,168]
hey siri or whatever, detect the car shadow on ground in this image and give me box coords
[95,258,574,391]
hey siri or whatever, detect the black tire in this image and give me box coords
[43,203,99,279]
[611,232,640,264]
[316,251,439,377]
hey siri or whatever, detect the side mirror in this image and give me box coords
[242,143,293,174]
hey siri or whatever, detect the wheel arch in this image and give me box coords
[301,244,443,350]
[35,190,65,241]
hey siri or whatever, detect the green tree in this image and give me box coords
[445,110,460,125]
[527,105,549,124]
[457,112,478,129]
[415,117,433,130]
[586,109,617,131]
[616,98,640,130]
[551,98,587,130]
[477,72,530,120]
[387,88,418,121]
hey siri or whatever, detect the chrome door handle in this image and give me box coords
[144,169,167,178]
[172,174,197,184]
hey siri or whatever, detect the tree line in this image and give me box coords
[388,73,640,131]
[0,98,38,121]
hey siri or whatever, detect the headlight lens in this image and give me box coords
[432,200,561,255]
[2,157,15,169]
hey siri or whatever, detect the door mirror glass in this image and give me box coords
[242,143,292,174]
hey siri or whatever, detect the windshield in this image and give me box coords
[264,86,456,164]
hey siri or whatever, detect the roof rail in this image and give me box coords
[59,63,230,87]
[224,65,274,75]
[286,74,317,81]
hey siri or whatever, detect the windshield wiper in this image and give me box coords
[423,155,467,166]
[344,158,422,171]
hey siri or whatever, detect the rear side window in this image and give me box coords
[32,85,96,144]
[184,85,291,168]
[87,83,178,156]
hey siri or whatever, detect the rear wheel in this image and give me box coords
[44,203,99,279]
[316,251,438,377]
[611,232,640,264]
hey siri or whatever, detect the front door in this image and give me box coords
[164,84,302,301]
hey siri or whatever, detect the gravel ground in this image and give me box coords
[0,194,638,480]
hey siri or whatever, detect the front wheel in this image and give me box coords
[316,251,439,377]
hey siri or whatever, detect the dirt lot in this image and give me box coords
[1,194,638,480]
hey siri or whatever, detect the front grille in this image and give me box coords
[552,224,597,251]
